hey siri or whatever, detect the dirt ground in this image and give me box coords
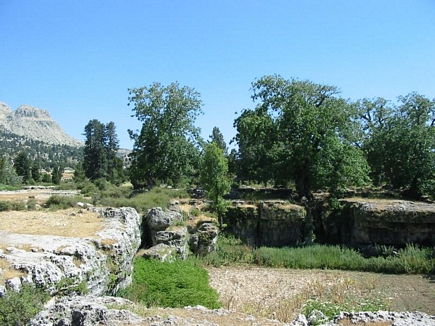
[207,267,435,320]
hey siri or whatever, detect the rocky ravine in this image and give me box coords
[1,202,435,325]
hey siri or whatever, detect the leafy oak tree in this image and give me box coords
[234,75,370,199]
[200,142,231,226]
[359,93,435,199]
[128,82,203,189]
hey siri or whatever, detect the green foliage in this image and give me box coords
[56,277,89,295]
[0,158,22,186]
[51,166,63,185]
[0,130,83,170]
[0,201,26,211]
[128,81,204,190]
[44,195,85,210]
[82,119,124,184]
[233,75,370,199]
[0,184,21,191]
[200,142,231,224]
[200,234,255,266]
[209,126,228,155]
[118,257,221,309]
[201,235,435,274]
[13,151,31,183]
[303,296,387,324]
[41,173,52,183]
[27,199,37,210]
[98,186,187,214]
[79,181,99,196]
[0,283,50,326]
[359,93,435,199]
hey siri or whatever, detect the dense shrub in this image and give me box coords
[0,284,50,325]
[0,200,26,211]
[44,195,85,210]
[118,257,221,309]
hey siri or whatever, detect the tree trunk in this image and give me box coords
[295,171,313,201]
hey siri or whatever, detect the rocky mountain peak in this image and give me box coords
[0,102,83,147]
[15,105,51,119]
[0,102,13,121]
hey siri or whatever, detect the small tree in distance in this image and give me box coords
[200,142,231,227]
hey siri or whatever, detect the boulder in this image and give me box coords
[142,243,178,262]
[189,222,219,255]
[155,226,189,259]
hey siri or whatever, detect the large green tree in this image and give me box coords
[200,142,231,225]
[13,151,31,184]
[128,82,203,189]
[83,119,123,183]
[359,93,435,199]
[234,75,370,199]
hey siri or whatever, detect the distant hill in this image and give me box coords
[0,102,131,170]
[0,102,83,147]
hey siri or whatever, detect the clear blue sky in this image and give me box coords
[1,1,434,149]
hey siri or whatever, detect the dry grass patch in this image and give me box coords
[0,258,26,285]
[0,208,103,238]
[100,238,117,246]
[207,267,396,323]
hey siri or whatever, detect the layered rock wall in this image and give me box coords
[224,201,306,247]
[337,199,435,246]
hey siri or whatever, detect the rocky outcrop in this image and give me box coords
[0,102,82,146]
[31,300,435,326]
[224,201,306,247]
[0,207,141,296]
[30,296,144,326]
[321,199,435,246]
[189,222,219,255]
[142,206,219,261]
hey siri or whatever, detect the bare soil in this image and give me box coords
[207,266,435,321]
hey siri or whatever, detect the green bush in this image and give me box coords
[0,283,50,325]
[118,257,221,309]
[27,199,37,210]
[0,201,26,211]
[0,201,11,211]
[200,234,254,266]
[44,195,85,210]
[80,182,99,197]
[0,184,21,191]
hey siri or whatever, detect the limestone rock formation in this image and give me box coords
[30,296,144,326]
[322,198,435,246]
[0,102,83,147]
[0,207,141,296]
[189,222,219,255]
[142,206,219,261]
[224,201,306,247]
